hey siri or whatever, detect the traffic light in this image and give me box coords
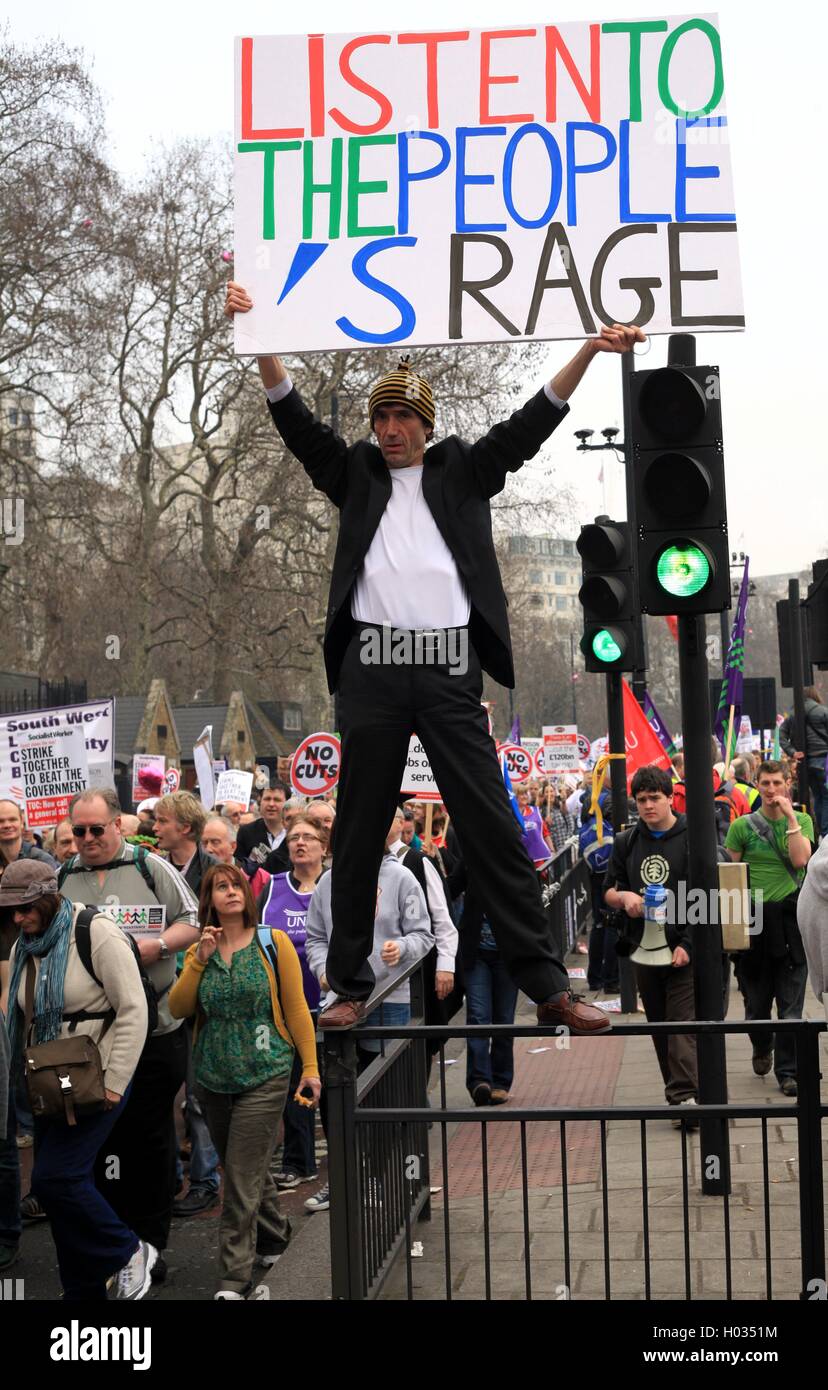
[576,517,639,672]
[629,364,730,616]
[777,598,812,687]
[805,560,828,669]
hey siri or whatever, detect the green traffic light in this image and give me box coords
[656,543,711,598]
[592,629,623,663]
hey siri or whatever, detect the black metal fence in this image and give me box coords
[323,989,827,1302]
[0,678,87,714]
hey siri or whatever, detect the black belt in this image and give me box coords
[351,620,469,638]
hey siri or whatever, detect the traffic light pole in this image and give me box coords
[621,350,648,710]
[678,613,731,1196]
[789,578,811,812]
[664,329,730,1195]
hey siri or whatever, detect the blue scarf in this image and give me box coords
[6,896,75,1060]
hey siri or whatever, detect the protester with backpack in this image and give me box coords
[2,860,153,1299]
[725,760,813,1095]
[259,816,326,1194]
[57,788,199,1282]
[170,862,320,1300]
[579,793,619,994]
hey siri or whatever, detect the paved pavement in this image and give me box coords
[12,959,828,1303]
[378,968,828,1301]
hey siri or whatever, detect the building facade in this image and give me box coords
[506,535,581,616]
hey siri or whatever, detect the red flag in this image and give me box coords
[621,679,672,789]
[665,615,678,641]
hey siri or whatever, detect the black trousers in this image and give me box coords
[93,1025,188,1251]
[328,627,569,1004]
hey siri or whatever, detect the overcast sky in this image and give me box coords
[8,1,826,576]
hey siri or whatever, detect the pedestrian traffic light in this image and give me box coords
[805,560,828,669]
[629,364,730,616]
[576,517,639,672]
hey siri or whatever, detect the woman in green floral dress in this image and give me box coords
[170,862,320,1300]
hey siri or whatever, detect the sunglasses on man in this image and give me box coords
[72,821,116,839]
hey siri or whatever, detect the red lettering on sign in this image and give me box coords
[329,35,393,135]
[479,29,537,124]
[397,31,469,127]
[545,24,602,124]
[240,36,304,139]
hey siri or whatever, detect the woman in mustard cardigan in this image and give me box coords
[170,862,320,1301]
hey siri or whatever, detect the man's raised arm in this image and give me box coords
[224,281,348,507]
[469,323,646,498]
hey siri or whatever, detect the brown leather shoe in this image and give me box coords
[318,998,367,1029]
[490,1088,510,1105]
[537,991,612,1035]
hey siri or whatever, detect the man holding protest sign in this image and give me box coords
[227,279,641,1029]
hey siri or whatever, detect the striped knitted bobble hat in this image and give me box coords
[367,356,436,431]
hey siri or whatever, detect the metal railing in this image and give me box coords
[323,974,827,1302]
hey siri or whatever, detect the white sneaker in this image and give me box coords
[671,1098,699,1129]
[304,1184,330,1213]
[214,1284,271,1300]
[114,1241,158,1300]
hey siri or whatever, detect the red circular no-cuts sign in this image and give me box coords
[290,731,341,797]
[499,743,533,784]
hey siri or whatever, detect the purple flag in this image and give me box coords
[643,691,677,761]
[715,557,750,763]
[508,714,521,745]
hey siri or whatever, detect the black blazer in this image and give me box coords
[268,386,569,693]
[235,817,283,864]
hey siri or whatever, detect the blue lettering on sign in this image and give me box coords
[675,118,735,221]
[619,120,670,223]
[278,242,329,303]
[336,237,417,344]
[398,132,451,235]
[565,122,617,226]
[456,126,507,232]
[502,124,563,229]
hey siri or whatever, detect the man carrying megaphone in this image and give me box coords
[604,765,699,1127]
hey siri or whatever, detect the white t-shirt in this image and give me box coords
[351,464,470,629]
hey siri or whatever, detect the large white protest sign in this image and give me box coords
[17,724,89,829]
[401,735,441,800]
[736,714,753,755]
[193,726,215,810]
[542,724,580,774]
[215,769,255,809]
[0,698,114,818]
[234,16,742,355]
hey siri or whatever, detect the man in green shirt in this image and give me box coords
[725,760,813,1095]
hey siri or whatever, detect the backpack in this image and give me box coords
[713,782,740,847]
[671,780,739,847]
[74,906,159,1042]
[578,813,614,874]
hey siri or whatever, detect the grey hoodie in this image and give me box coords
[797,836,828,1020]
[306,855,434,1007]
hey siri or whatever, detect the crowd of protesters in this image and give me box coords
[0,691,826,1300]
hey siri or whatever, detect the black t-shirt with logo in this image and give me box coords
[603,813,692,958]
